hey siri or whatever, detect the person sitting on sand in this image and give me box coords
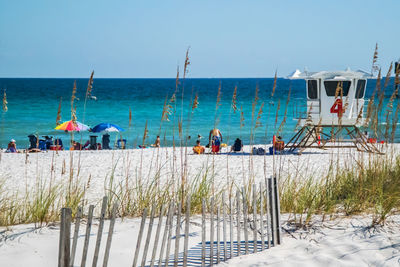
[82,140,90,150]
[72,141,82,150]
[151,136,160,147]
[6,139,18,153]
[273,136,285,151]
[209,128,222,153]
[231,138,243,152]
[193,140,205,154]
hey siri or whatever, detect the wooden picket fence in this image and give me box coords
[58,177,281,267]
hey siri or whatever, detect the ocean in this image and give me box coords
[0,78,397,149]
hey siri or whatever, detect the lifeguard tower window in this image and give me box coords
[355,79,366,99]
[307,80,318,99]
[324,81,351,97]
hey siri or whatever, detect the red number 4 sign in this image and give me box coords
[330,99,344,117]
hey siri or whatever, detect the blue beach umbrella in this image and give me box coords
[92,123,124,133]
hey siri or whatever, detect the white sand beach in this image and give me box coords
[1,214,399,266]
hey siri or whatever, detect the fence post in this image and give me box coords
[174,202,182,267]
[58,208,64,267]
[59,208,72,267]
[81,205,94,267]
[141,205,155,267]
[92,196,108,267]
[103,202,118,267]
[150,205,165,267]
[183,197,191,267]
[252,184,258,253]
[132,208,148,267]
[70,207,82,267]
[201,199,206,267]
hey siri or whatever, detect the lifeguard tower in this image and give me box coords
[285,68,382,154]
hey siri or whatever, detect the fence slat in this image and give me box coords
[150,205,165,267]
[70,207,82,267]
[183,197,191,267]
[81,205,94,267]
[158,203,172,267]
[269,177,277,247]
[222,194,227,262]
[216,206,220,264]
[132,208,148,267]
[141,205,156,267]
[274,176,282,245]
[264,178,271,249]
[229,196,233,259]
[174,203,182,267]
[58,208,66,267]
[201,199,206,267]
[59,208,72,267]
[242,188,249,255]
[210,197,214,266]
[103,202,118,267]
[236,191,241,257]
[92,196,108,267]
[259,183,265,251]
[164,203,175,267]
[252,184,258,253]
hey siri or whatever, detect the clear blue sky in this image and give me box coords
[0,0,399,78]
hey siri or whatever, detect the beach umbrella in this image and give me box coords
[92,123,124,133]
[55,120,90,132]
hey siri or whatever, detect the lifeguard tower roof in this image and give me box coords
[288,68,373,80]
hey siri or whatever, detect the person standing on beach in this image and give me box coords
[209,128,222,153]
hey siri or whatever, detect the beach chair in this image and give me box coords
[117,139,127,149]
[38,140,47,150]
[89,135,98,150]
[102,134,111,149]
[43,136,53,150]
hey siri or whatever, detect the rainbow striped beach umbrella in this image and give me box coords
[55,120,90,132]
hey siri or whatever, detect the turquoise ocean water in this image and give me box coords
[0,78,398,149]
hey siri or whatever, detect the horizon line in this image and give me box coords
[0,76,386,80]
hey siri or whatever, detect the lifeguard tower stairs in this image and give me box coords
[285,69,382,154]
